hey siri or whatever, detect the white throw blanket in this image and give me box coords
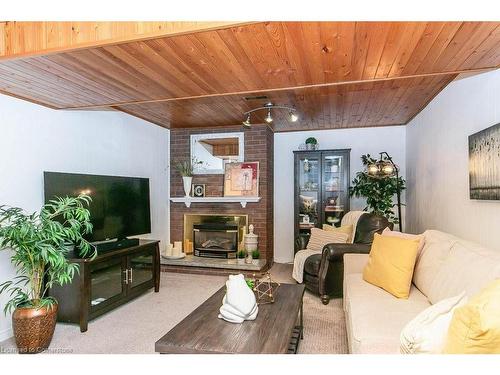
[292,249,321,283]
[341,210,365,243]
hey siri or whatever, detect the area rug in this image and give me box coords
[0,269,348,354]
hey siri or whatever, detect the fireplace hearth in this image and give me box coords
[193,222,238,259]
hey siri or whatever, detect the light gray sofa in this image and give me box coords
[343,230,500,354]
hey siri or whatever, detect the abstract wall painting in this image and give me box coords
[469,123,500,200]
[223,162,259,197]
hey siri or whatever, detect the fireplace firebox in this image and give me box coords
[193,222,239,259]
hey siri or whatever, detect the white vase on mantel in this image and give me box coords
[182,176,192,197]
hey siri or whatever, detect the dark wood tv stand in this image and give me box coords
[49,239,160,332]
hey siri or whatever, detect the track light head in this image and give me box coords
[265,108,273,123]
[242,114,251,128]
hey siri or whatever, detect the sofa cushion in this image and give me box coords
[304,253,321,275]
[344,273,431,354]
[413,230,457,298]
[427,241,500,304]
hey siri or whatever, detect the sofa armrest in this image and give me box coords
[344,253,369,276]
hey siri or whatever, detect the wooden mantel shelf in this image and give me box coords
[169,196,261,208]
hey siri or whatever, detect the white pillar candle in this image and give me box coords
[173,241,183,256]
[166,244,173,257]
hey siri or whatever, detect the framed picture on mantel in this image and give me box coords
[469,122,500,200]
[223,162,259,197]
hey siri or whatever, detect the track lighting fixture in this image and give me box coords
[265,108,273,123]
[242,102,298,128]
[242,114,251,128]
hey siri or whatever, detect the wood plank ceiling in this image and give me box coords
[0,21,499,131]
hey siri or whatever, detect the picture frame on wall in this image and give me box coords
[223,162,259,197]
[469,122,500,200]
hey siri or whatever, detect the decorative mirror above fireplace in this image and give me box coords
[190,132,245,174]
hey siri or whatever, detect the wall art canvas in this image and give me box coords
[224,162,259,197]
[469,123,500,200]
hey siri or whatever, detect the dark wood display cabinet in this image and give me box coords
[294,149,350,239]
[49,239,160,332]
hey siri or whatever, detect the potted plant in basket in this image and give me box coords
[173,157,204,197]
[305,137,318,150]
[0,195,94,353]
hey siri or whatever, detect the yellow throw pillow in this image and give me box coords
[362,233,420,299]
[322,224,353,243]
[443,279,500,354]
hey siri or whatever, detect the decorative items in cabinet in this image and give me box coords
[294,149,350,239]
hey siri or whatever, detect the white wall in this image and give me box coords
[406,70,500,248]
[274,126,406,263]
[0,94,170,341]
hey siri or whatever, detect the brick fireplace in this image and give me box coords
[169,124,274,270]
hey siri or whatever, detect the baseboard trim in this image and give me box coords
[0,327,13,342]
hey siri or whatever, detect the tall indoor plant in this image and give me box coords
[349,154,406,224]
[0,195,94,353]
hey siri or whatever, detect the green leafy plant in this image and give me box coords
[237,250,246,259]
[305,137,318,145]
[0,195,95,314]
[349,154,405,223]
[251,250,260,259]
[245,278,255,289]
[173,157,204,177]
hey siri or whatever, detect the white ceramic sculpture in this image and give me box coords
[218,274,258,323]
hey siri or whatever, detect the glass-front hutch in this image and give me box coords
[293,149,350,239]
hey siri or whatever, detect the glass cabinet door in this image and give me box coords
[322,153,347,227]
[89,257,127,312]
[296,154,321,234]
[128,249,154,291]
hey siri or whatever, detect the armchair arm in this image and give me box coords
[318,243,371,297]
[322,243,371,262]
[294,234,309,253]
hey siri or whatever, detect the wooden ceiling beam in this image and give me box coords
[0,21,254,61]
[61,66,498,110]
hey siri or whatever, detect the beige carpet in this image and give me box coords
[0,264,348,354]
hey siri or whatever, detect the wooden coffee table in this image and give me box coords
[155,283,305,354]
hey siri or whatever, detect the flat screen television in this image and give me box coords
[43,171,151,242]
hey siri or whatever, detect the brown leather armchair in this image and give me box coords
[296,212,392,305]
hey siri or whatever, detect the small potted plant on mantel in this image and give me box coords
[173,157,204,197]
[0,195,94,353]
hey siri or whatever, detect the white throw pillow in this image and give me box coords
[400,292,467,354]
[306,227,349,252]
